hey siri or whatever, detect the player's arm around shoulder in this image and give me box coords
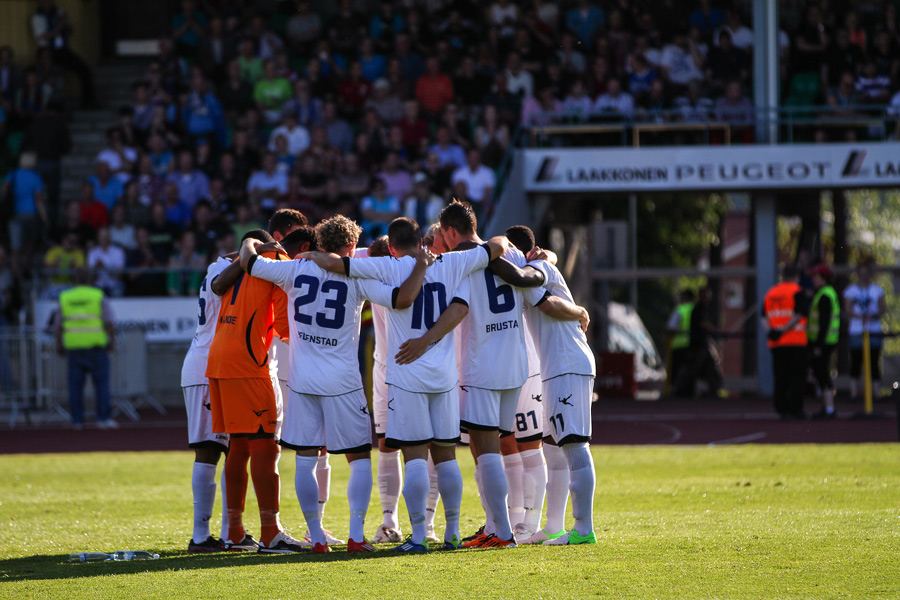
[239,238,291,286]
[296,250,347,274]
[489,256,545,288]
[211,256,244,296]
[394,247,435,309]
[395,298,470,365]
[484,235,510,260]
[536,292,591,332]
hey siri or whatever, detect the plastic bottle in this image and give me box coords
[112,551,160,561]
[69,552,114,562]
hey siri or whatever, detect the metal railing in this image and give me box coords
[0,325,164,427]
[521,104,896,147]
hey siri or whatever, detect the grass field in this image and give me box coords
[1,444,898,599]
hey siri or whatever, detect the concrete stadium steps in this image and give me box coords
[59,61,149,200]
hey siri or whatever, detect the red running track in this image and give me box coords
[1,396,896,454]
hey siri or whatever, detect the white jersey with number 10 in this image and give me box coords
[346,245,492,394]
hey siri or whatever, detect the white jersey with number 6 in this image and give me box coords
[456,246,546,390]
[248,255,397,396]
[346,245,492,394]
[181,257,232,387]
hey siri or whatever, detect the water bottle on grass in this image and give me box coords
[113,551,159,561]
[69,552,113,562]
[69,551,160,562]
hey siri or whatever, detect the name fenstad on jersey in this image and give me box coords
[297,331,338,347]
[486,320,519,333]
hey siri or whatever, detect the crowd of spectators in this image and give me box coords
[3,0,900,305]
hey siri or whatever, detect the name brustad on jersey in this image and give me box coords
[485,319,519,333]
[297,331,339,347]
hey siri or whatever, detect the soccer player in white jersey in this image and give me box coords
[512,227,598,545]
[241,215,430,553]
[181,232,279,552]
[267,210,343,546]
[356,237,402,544]
[305,217,509,551]
[435,201,588,548]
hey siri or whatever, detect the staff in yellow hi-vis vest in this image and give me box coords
[666,289,694,397]
[53,272,117,429]
[761,264,810,421]
[808,263,840,420]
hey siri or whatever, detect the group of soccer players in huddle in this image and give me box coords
[180,200,597,553]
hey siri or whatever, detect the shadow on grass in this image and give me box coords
[0,548,459,582]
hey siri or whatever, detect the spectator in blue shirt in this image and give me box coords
[1,152,47,273]
[688,0,726,37]
[182,67,227,148]
[428,125,467,169]
[171,0,208,59]
[162,181,193,229]
[359,38,387,82]
[88,161,125,210]
[369,1,405,51]
[394,33,425,83]
[166,149,210,208]
[567,0,605,50]
[359,176,401,242]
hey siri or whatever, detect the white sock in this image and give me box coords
[295,455,325,545]
[519,448,547,532]
[316,454,331,522]
[435,459,463,542]
[425,453,440,530]
[192,462,216,542]
[219,463,228,540]
[377,450,402,529]
[563,443,595,535]
[347,458,372,543]
[503,452,525,528]
[478,453,512,540]
[475,463,496,535]
[543,443,570,534]
[403,458,429,544]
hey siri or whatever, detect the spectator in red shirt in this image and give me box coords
[415,56,454,118]
[336,60,372,119]
[77,180,109,232]
[398,99,430,159]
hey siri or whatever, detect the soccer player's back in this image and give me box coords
[241,217,424,552]
[312,216,509,550]
[439,201,545,548]
[181,254,235,553]
[508,225,597,546]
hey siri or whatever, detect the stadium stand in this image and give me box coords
[2,0,900,303]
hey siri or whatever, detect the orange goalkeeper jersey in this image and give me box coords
[206,251,290,379]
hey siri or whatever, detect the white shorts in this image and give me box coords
[459,385,520,435]
[280,388,372,453]
[183,385,229,450]
[372,360,388,436]
[543,374,594,445]
[275,377,287,441]
[385,384,460,448]
[514,374,544,442]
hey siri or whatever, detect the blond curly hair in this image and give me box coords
[422,223,441,250]
[316,214,362,254]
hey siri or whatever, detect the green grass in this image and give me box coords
[1,445,898,599]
